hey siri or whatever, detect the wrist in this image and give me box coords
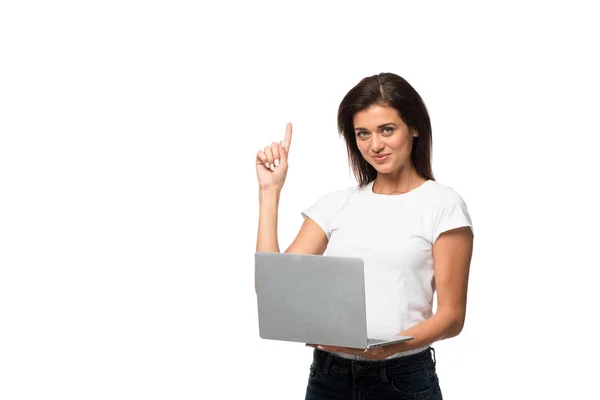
[259,187,282,197]
[259,188,281,204]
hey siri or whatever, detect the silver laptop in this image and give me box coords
[255,252,413,349]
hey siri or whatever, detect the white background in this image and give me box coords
[1,1,599,399]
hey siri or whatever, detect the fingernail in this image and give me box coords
[274,159,279,167]
[265,162,269,169]
[269,164,274,171]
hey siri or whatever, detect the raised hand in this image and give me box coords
[256,122,293,190]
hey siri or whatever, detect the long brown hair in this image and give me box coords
[337,73,434,187]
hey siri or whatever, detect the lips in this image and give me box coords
[372,154,390,163]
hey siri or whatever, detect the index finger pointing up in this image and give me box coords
[283,122,292,151]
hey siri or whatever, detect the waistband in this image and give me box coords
[312,346,436,376]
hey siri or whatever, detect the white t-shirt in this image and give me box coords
[301,179,473,360]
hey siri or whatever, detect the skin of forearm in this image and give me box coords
[256,188,281,253]
[386,309,464,353]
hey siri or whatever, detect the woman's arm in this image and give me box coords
[284,217,328,255]
[256,188,282,253]
[255,122,328,255]
[256,188,328,255]
[390,225,474,351]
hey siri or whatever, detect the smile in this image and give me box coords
[372,154,390,163]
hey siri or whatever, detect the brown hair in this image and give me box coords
[337,73,434,187]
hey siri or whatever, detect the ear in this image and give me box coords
[412,129,419,138]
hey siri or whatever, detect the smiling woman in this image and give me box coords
[353,106,418,174]
[255,72,474,400]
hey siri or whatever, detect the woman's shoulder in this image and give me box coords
[314,184,360,204]
[426,179,469,206]
[302,184,360,220]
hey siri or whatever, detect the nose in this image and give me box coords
[370,134,384,152]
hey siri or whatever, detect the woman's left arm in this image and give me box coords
[316,226,473,359]
[391,225,474,348]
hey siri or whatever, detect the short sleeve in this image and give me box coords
[431,189,474,243]
[301,188,352,240]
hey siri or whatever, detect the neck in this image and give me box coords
[373,168,425,195]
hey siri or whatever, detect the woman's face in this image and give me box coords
[353,105,418,175]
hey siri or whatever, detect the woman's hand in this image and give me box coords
[256,123,292,191]
[306,344,394,361]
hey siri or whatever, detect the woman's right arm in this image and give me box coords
[256,188,282,253]
[256,187,327,255]
[255,123,328,256]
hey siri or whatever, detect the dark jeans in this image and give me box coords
[305,347,442,400]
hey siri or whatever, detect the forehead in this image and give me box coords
[353,105,402,127]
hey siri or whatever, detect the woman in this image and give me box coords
[255,72,473,399]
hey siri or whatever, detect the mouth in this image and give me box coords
[372,154,390,163]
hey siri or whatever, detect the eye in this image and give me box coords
[356,131,370,139]
[381,126,395,135]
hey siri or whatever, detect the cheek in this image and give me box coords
[356,141,369,155]
[389,137,411,152]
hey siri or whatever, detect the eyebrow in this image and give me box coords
[354,122,396,131]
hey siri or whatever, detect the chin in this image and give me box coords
[374,164,404,176]
[373,164,395,173]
